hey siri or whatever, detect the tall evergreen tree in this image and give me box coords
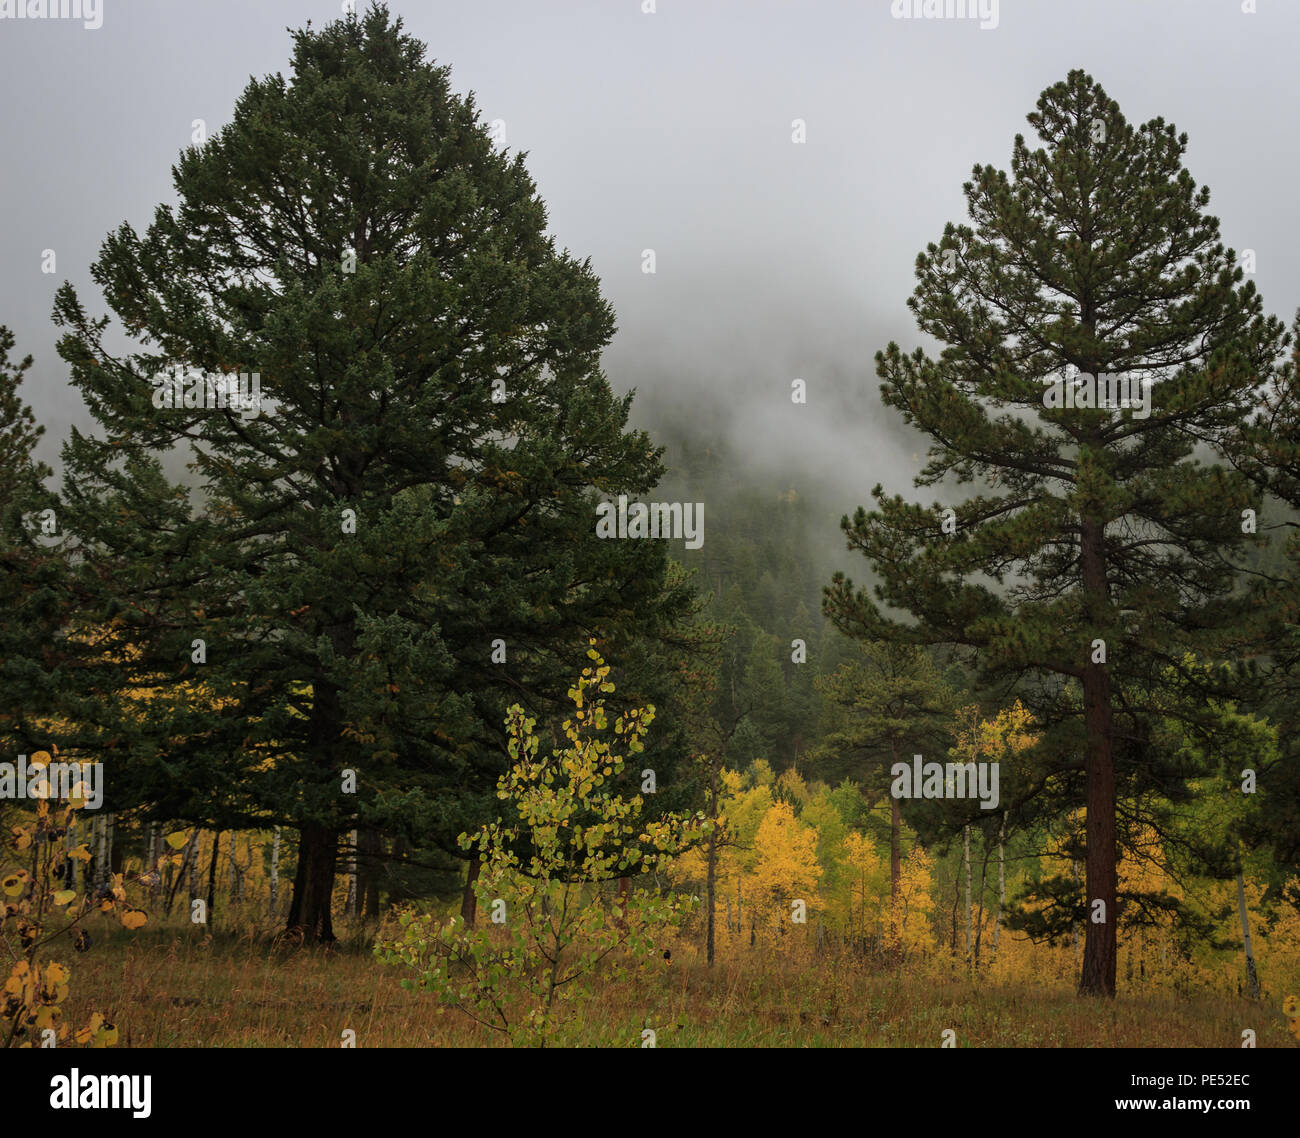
[824,71,1287,995]
[51,5,694,941]
[0,326,60,765]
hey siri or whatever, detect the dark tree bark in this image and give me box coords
[460,854,481,928]
[287,822,338,943]
[205,830,221,925]
[1079,518,1117,997]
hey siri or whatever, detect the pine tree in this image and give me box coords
[50,5,694,942]
[825,71,1287,996]
[0,327,63,766]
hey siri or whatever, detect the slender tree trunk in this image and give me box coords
[231,834,246,903]
[963,823,972,962]
[950,876,960,953]
[269,825,281,918]
[706,759,719,966]
[992,813,1005,955]
[460,854,481,927]
[345,828,358,918]
[228,832,238,899]
[64,815,79,891]
[206,830,221,925]
[360,828,381,920]
[165,830,196,917]
[187,830,200,912]
[1071,857,1080,961]
[94,812,109,891]
[1235,845,1260,999]
[105,813,118,878]
[889,740,904,963]
[1079,516,1117,997]
[889,741,902,901]
[147,821,161,896]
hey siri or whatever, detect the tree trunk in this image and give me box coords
[269,826,281,918]
[360,828,381,920]
[94,812,109,891]
[64,815,79,891]
[187,829,200,911]
[286,822,338,943]
[1079,516,1117,997]
[1071,857,1080,961]
[105,813,118,878]
[1235,847,1260,999]
[889,741,904,963]
[206,830,221,925]
[706,760,719,966]
[889,741,902,901]
[345,828,358,918]
[285,611,353,943]
[963,823,972,962]
[147,821,161,896]
[460,854,481,927]
[992,813,1005,955]
[164,830,196,917]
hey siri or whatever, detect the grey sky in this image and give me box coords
[2,0,1297,542]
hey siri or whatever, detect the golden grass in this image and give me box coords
[43,916,1298,1048]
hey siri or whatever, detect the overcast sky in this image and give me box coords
[2,0,1298,525]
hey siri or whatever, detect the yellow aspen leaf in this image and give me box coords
[120,909,147,930]
[164,832,189,850]
[52,889,76,906]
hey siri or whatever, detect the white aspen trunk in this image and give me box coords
[1236,853,1260,999]
[993,813,1005,954]
[269,826,282,917]
[346,827,358,917]
[147,821,160,892]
